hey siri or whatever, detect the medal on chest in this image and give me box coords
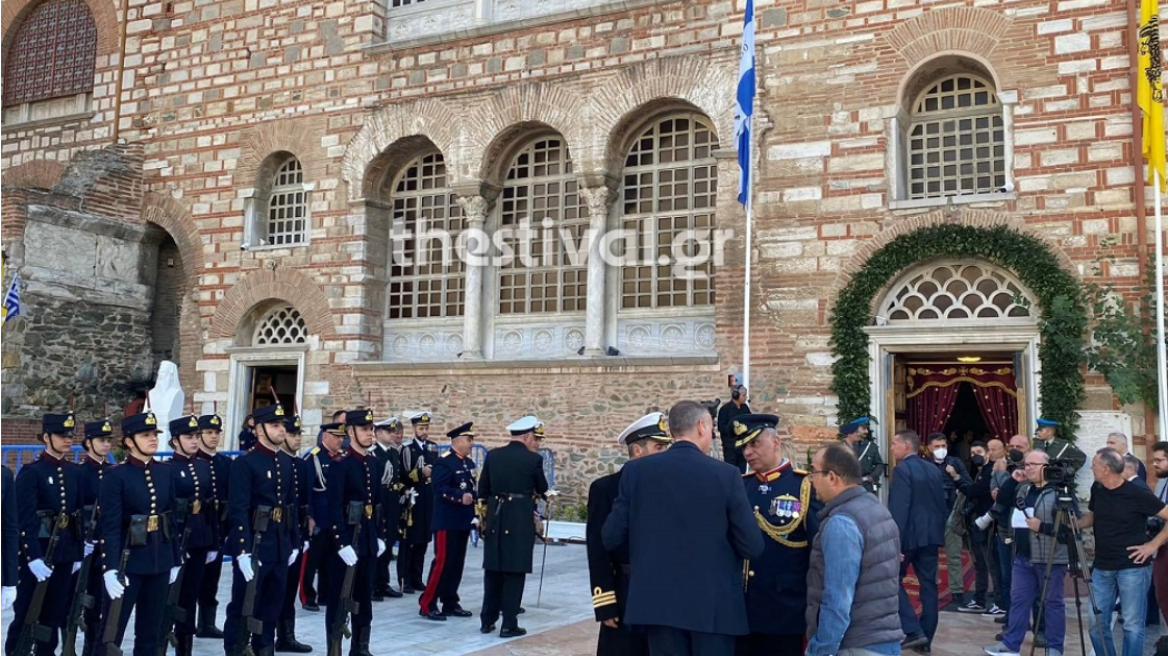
[769,494,802,521]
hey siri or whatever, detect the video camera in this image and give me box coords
[1042,459,1077,506]
[701,398,721,421]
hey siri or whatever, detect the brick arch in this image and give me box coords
[141,193,204,283]
[588,57,737,176]
[1,159,67,190]
[828,208,1079,306]
[1,0,118,58]
[210,268,335,342]
[883,7,1013,74]
[239,116,328,186]
[341,98,463,202]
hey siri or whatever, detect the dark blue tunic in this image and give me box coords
[431,451,476,532]
[324,447,384,557]
[16,453,84,565]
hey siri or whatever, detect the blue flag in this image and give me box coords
[734,0,756,206]
[1,273,20,326]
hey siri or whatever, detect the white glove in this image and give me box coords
[237,554,254,582]
[27,559,52,582]
[377,539,386,557]
[471,517,480,528]
[103,570,126,599]
[338,545,358,566]
[302,541,309,554]
[545,489,560,497]
[975,513,994,530]
[206,551,218,564]
[72,562,81,574]
[288,549,299,566]
[169,566,180,584]
[0,586,14,610]
[84,542,95,557]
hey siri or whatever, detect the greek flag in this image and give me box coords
[734,0,756,205]
[2,273,21,326]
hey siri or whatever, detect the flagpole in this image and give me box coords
[1155,170,1167,437]
[738,0,756,393]
[743,115,754,393]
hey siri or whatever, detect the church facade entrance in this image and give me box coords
[225,303,307,449]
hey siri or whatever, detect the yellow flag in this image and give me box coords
[1139,0,1166,192]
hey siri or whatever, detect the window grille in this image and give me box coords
[267,158,307,246]
[497,138,588,314]
[387,153,466,320]
[2,0,97,107]
[619,114,717,310]
[253,306,308,345]
[879,261,1033,322]
[907,75,1006,199]
[390,0,426,5]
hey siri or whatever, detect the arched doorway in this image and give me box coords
[225,301,308,449]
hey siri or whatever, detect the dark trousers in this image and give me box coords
[405,541,429,589]
[199,549,224,611]
[301,531,331,605]
[4,560,74,656]
[374,536,396,593]
[598,623,650,656]
[645,626,735,656]
[721,447,746,473]
[736,633,804,656]
[281,551,306,622]
[78,551,104,648]
[223,556,288,654]
[419,530,469,613]
[481,571,526,630]
[898,547,939,643]
[93,572,169,656]
[175,548,209,636]
[325,554,375,633]
[995,537,1014,612]
[969,526,991,605]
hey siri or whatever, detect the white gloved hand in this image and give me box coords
[288,549,299,566]
[84,542,95,557]
[302,541,309,554]
[377,539,386,557]
[169,566,180,584]
[471,517,480,528]
[545,489,560,497]
[338,545,358,566]
[72,562,81,574]
[0,586,14,610]
[237,554,254,582]
[103,570,126,599]
[206,551,218,564]
[27,559,52,582]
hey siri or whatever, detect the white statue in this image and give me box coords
[148,361,185,444]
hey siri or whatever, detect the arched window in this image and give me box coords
[496,137,588,314]
[907,74,1005,200]
[619,114,717,309]
[266,158,308,246]
[879,260,1034,322]
[2,0,97,119]
[387,152,465,320]
[253,305,308,345]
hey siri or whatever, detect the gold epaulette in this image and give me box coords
[441,451,451,458]
[592,587,617,608]
[309,446,320,456]
[793,467,809,475]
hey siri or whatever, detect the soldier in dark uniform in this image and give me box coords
[195,413,230,640]
[222,404,299,656]
[300,422,345,612]
[276,414,312,654]
[401,412,438,594]
[418,422,477,621]
[371,417,404,601]
[95,411,182,656]
[73,419,113,656]
[733,413,821,656]
[477,415,550,638]
[5,413,85,656]
[167,415,215,656]
[1031,418,1086,476]
[323,409,386,656]
[586,412,671,656]
[841,417,884,494]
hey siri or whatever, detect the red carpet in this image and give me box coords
[902,550,974,612]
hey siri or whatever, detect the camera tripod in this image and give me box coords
[1030,489,1113,656]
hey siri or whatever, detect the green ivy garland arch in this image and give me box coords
[829,223,1087,439]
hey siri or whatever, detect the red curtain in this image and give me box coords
[907,383,961,437]
[974,384,1018,441]
[906,365,1019,439]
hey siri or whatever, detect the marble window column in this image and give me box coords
[579,185,616,357]
[455,194,491,359]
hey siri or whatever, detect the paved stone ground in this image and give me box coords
[1,543,1161,656]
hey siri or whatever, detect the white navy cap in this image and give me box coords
[409,411,433,425]
[375,416,401,430]
[507,415,543,437]
[618,412,671,447]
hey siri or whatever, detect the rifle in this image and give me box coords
[158,522,193,655]
[328,504,364,656]
[101,534,133,656]
[232,509,271,656]
[13,513,65,656]
[62,506,100,656]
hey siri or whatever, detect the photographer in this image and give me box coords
[928,432,973,609]
[984,451,1074,656]
[962,440,1004,616]
[1078,447,1168,656]
[716,386,750,471]
[984,435,1032,630]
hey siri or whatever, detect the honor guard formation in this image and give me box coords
[7,397,1139,656]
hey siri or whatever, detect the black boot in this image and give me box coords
[276,620,312,653]
[257,646,276,656]
[196,604,225,639]
[349,627,374,656]
[176,635,194,656]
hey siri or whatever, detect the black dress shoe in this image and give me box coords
[402,586,416,595]
[994,615,1007,624]
[901,634,928,651]
[913,646,931,655]
[442,607,473,618]
[420,609,447,622]
[301,602,320,613]
[385,588,403,598]
[372,593,385,602]
[480,623,496,634]
[518,607,526,614]
[499,627,527,638]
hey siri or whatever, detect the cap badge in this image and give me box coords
[64,415,76,428]
[102,421,112,432]
[188,416,199,428]
[211,416,221,426]
[365,411,373,422]
[734,421,747,436]
[275,406,285,416]
[657,416,667,433]
[145,413,157,425]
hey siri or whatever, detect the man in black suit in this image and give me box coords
[477,415,550,638]
[2,466,15,611]
[889,428,947,654]
[371,417,405,600]
[586,412,671,656]
[716,385,750,472]
[602,401,764,656]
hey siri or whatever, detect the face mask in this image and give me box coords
[1008,448,1024,463]
[932,447,948,461]
[971,455,986,467]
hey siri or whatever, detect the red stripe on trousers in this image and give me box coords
[297,549,309,605]
[419,530,447,613]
